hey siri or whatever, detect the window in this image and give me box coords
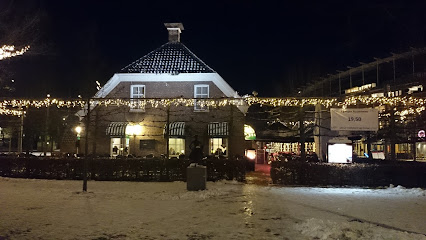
[130,85,145,111]
[110,137,129,157]
[169,138,185,156]
[209,138,227,156]
[194,84,209,111]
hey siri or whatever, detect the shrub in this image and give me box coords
[0,156,249,182]
[270,160,426,187]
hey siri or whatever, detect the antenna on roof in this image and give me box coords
[164,23,184,42]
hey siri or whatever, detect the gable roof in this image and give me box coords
[120,42,215,74]
[76,40,248,119]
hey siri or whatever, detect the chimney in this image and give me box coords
[164,23,184,42]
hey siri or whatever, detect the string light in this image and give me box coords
[0,45,30,60]
[0,96,425,116]
[0,107,25,116]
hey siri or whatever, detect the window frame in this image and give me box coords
[194,84,209,112]
[130,84,146,112]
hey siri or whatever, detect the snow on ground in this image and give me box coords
[0,177,425,240]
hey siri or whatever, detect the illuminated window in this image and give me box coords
[130,85,145,111]
[169,138,185,156]
[194,84,209,111]
[209,138,227,156]
[244,124,256,140]
[110,137,129,157]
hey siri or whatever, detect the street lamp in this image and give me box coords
[75,126,82,155]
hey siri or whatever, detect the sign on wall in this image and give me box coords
[331,108,379,131]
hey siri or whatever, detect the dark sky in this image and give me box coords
[2,0,426,98]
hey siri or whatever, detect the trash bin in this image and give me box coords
[186,163,206,191]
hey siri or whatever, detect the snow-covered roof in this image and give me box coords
[120,42,215,74]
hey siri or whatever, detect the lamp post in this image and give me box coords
[75,126,82,155]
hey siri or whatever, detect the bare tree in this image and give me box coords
[0,0,50,95]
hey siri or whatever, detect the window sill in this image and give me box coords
[130,109,146,113]
[193,109,209,112]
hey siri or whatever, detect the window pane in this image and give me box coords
[169,138,185,156]
[209,138,227,156]
[134,87,139,94]
[201,87,208,95]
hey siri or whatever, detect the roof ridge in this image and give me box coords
[178,43,215,72]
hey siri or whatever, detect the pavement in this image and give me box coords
[245,164,271,186]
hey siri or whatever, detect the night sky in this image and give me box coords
[1,0,425,98]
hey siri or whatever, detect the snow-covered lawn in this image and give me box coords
[0,177,425,240]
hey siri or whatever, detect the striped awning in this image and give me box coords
[164,122,185,137]
[208,122,229,137]
[106,122,128,137]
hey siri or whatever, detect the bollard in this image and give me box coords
[186,163,206,191]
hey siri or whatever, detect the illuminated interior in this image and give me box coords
[169,138,185,156]
[328,143,352,163]
[245,149,256,160]
[210,138,227,156]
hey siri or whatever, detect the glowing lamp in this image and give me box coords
[245,149,256,160]
[75,126,82,134]
[126,124,143,136]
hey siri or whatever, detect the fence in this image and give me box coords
[270,160,426,187]
[0,156,249,182]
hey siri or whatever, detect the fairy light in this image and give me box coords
[0,107,25,116]
[0,45,30,60]
[0,96,425,116]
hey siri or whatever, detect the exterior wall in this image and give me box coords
[107,81,228,98]
[79,104,245,158]
[314,104,339,161]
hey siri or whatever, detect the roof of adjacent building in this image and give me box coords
[120,42,215,74]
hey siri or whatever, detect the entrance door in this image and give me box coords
[110,138,129,157]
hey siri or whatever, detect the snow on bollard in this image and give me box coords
[186,163,206,191]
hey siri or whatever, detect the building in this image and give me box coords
[62,23,247,158]
[315,79,426,162]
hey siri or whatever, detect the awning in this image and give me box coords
[106,122,128,137]
[208,122,229,137]
[164,122,185,137]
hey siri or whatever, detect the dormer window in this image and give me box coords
[194,84,209,111]
[130,85,145,111]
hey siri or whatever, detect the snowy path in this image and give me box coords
[0,177,425,240]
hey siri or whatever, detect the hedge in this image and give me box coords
[0,156,250,182]
[270,160,426,187]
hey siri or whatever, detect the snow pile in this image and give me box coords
[384,184,426,197]
[296,218,426,240]
[177,180,243,200]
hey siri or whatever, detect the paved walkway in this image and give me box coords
[245,164,271,186]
